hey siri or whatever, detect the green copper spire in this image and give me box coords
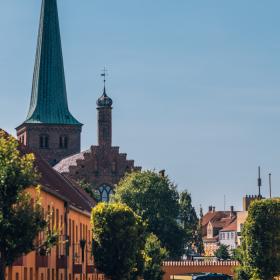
[25,0,81,125]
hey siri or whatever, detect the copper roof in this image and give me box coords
[23,0,81,126]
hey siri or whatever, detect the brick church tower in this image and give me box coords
[54,80,141,202]
[97,85,113,147]
[16,0,82,166]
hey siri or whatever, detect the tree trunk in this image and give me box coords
[0,257,6,280]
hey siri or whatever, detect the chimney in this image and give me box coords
[159,170,165,177]
[213,206,216,212]
[230,206,234,217]
[208,206,213,212]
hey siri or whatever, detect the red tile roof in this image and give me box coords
[220,218,237,232]
[0,130,95,213]
[202,211,231,227]
[202,210,237,238]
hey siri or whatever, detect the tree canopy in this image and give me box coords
[237,198,280,280]
[0,132,50,280]
[214,244,230,260]
[179,191,203,255]
[91,202,146,280]
[143,233,167,280]
[114,171,199,259]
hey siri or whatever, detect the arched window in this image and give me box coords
[98,185,113,202]
[39,134,49,149]
[59,135,68,149]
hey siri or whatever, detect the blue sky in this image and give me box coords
[0,1,280,211]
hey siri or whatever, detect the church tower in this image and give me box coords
[54,76,141,202]
[16,0,82,166]
[97,75,113,147]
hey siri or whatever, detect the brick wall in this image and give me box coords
[17,124,81,166]
[162,261,239,280]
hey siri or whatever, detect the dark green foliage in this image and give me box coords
[0,132,50,280]
[196,206,205,255]
[114,171,187,259]
[231,247,242,262]
[234,266,254,280]
[78,180,100,201]
[91,202,146,280]
[114,171,200,260]
[214,244,230,260]
[179,192,204,255]
[143,234,167,280]
[237,198,280,280]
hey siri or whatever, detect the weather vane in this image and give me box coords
[101,67,108,87]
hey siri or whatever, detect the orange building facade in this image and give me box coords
[5,191,98,280]
[3,135,103,280]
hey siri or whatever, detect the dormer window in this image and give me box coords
[39,135,49,149]
[59,136,68,149]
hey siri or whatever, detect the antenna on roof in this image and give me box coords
[224,195,226,212]
[269,173,272,198]
[258,166,262,198]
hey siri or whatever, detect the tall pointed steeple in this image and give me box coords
[25,0,81,125]
[16,0,82,166]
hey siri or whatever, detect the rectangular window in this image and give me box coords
[40,135,49,149]
[52,207,55,231]
[72,221,75,246]
[56,209,59,229]
[45,136,49,148]
[59,136,68,149]
[30,268,33,280]
[24,268,27,280]
[69,219,72,244]
[40,136,44,148]
[47,205,51,231]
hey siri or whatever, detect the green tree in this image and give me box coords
[238,198,280,280]
[143,234,167,280]
[91,202,146,280]
[114,170,185,259]
[77,179,100,201]
[214,244,230,260]
[0,132,54,280]
[179,191,202,256]
[195,206,204,255]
